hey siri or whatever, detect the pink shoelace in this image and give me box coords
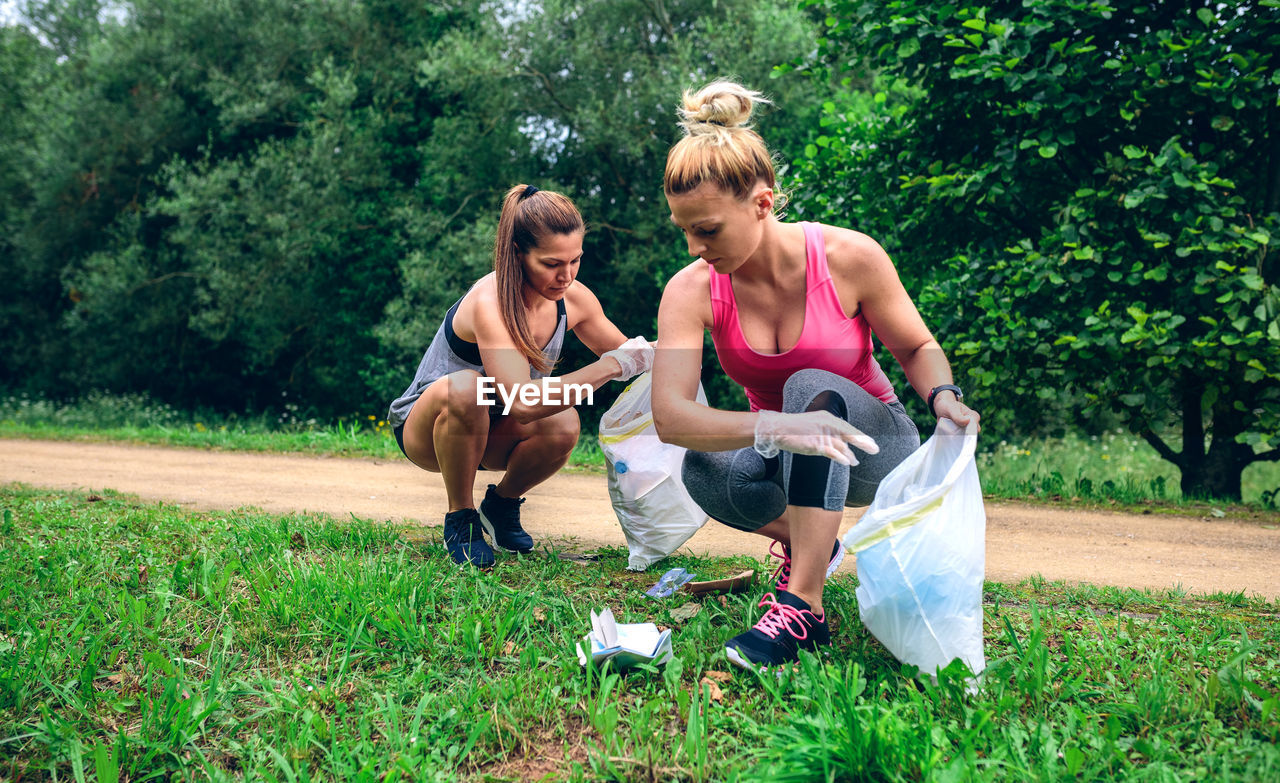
[752,592,817,641]
[769,540,792,590]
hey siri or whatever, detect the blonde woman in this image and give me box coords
[389,185,652,567]
[651,82,980,670]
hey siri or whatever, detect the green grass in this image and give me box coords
[1,485,1277,781]
[3,392,1279,509]
[0,391,603,468]
[977,431,1280,510]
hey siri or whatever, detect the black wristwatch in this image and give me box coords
[928,384,963,418]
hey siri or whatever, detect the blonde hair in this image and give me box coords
[493,184,583,374]
[663,80,777,200]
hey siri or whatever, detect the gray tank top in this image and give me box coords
[387,296,568,428]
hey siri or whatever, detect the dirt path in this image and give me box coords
[2,438,1277,599]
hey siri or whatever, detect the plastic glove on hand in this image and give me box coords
[602,336,654,381]
[753,409,879,466]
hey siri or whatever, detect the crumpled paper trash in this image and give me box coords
[575,608,673,669]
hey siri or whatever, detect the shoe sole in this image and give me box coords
[477,508,534,555]
[726,645,807,677]
[725,645,760,672]
[826,542,846,578]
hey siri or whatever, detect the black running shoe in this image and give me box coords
[443,508,495,568]
[770,539,845,592]
[725,590,830,671]
[478,484,534,554]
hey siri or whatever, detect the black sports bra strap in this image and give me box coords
[445,296,566,368]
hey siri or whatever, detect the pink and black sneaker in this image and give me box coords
[769,539,846,592]
[725,590,830,671]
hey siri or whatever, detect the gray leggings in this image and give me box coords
[682,369,920,532]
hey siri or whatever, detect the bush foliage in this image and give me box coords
[794,0,1280,498]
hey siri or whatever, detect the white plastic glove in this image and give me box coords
[602,336,654,381]
[753,409,880,466]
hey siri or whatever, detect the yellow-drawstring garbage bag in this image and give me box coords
[842,418,986,681]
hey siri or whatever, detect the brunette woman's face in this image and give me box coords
[520,230,583,301]
[666,181,773,274]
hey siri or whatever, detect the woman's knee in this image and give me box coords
[782,369,869,413]
[442,371,491,425]
[682,448,785,531]
[782,369,842,405]
[537,407,580,455]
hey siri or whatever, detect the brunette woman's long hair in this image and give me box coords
[493,185,583,374]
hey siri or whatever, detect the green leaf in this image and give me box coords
[897,38,920,58]
[1122,145,1144,159]
[1064,746,1086,776]
[1211,115,1234,131]
[143,651,175,676]
[961,19,987,32]
[1038,145,1058,159]
[95,745,119,783]
[1196,7,1215,26]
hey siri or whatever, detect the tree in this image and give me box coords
[6,0,490,412]
[3,0,829,419]
[800,0,1280,500]
[0,23,56,383]
[377,0,827,418]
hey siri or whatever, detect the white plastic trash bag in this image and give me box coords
[842,418,985,679]
[598,372,709,570]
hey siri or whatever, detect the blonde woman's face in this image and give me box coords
[520,230,583,302]
[666,181,770,274]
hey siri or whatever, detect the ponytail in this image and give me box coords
[493,185,584,374]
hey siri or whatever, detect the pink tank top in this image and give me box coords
[709,222,898,412]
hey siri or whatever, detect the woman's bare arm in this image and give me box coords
[651,263,760,450]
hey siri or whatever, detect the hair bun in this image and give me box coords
[678,80,771,133]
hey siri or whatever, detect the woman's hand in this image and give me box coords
[753,409,880,466]
[933,394,981,432]
[602,336,654,380]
